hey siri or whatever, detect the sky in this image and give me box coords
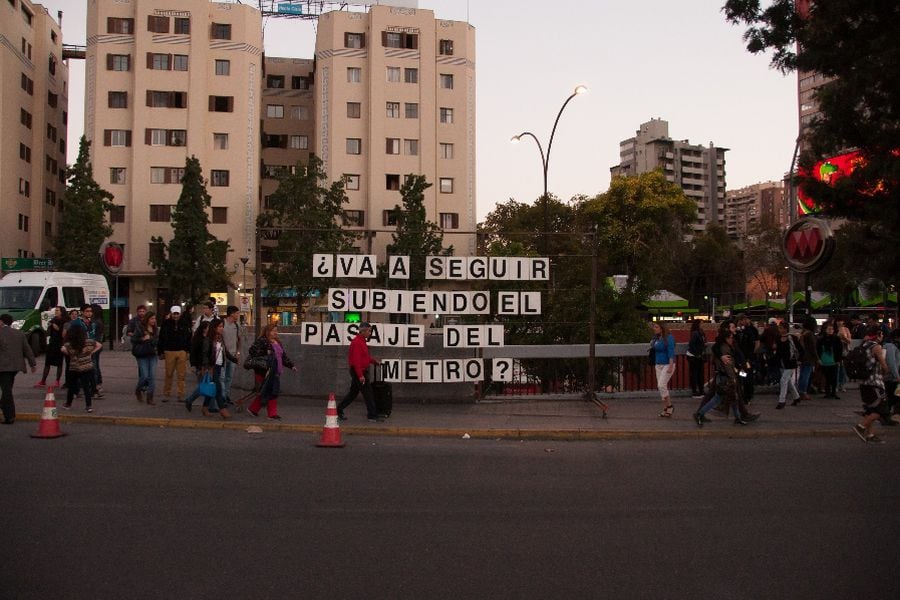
[43,0,798,222]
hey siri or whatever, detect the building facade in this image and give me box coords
[85,0,262,309]
[0,0,68,260]
[724,180,786,240]
[610,118,727,233]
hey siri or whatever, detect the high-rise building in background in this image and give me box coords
[0,0,68,260]
[81,0,474,314]
[610,118,727,233]
[724,180,786,239]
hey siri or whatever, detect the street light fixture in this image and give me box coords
[510,84,588,254]
[240,254,250,317]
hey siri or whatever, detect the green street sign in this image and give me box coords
[1,257,55,272]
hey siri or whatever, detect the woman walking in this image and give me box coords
[60,326,101,412]
[693,329,746,425]
[817,322,843,399]
[131,311,159,405]
[650,321,676,417]
[247,324,296,419]
[686,319,707,398]
[184,321,216,415]
[796,317,819,403]
[774,321,801,409]
[200,319,232,419]
[35,306,67,388]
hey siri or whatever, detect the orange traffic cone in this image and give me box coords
[31,386,66,439]
[316,393,345,448]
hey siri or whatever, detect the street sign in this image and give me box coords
[1,257,54,271]
[782,217,835,274]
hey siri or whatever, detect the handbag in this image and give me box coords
[648,345,656,365]
[197,373,216,398]
[243,354,270,371]
[131,340,155,358]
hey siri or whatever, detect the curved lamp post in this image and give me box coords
[511,84,587,254]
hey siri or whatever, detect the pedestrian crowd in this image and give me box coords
[651,313,898,443]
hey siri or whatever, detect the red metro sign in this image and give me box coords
[99,241,124,274]
[782,217,834,274]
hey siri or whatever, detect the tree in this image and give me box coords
[742,221,789,301]
[724,0,900,287]
[51,136,114,272]
[149,156,230,306]
[384,174,453,289]
[256,155,357,300]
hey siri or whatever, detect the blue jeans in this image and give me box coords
[797,364,814,394]
[136,355,158,395]
[184,367,226,410]
[222,359,236,403]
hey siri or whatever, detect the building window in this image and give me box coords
[47,124,57,141]
[107,54,131,71]
[440,107,454,124]
[404,103,419,119]
[19,143,31,163]
[110,168,126,184]
[404,68,418,84]
[45,155,58,175]
[385,138,400,155]
[110,205,126,223]
[20,73,33,95]
[149,205,172,222]
[344,32,365,48]
[47,92,58,108]
[404,139,419,156]
[267,75,285,88]
[383,210,401,226]
[386,67,400,82]
[20,108,32,129]
[173,55,188,71]
[266,104,284,119]
[439,178,454,193]
[211,23,231,40]
[291,106,309,120]
[439,39,454,55]
[44,221,52,237]
[346,139,362,155]
[213,133,229,149]
[18,178,29,196]
[147,15,169,33]
[440,74,454,89]
[45,188,55,205]
[174,17,190,35]
[214,59,230,76]
[148,53,171,70]
[263,134,287,149]
[386,174,400,190]
[147,90,187,108]
[149,242,165,264]
[107,17,134,34]
[382,31,417,49]
[211,207,228,224]
[440,213,459,229]
[210,170,230,187]
[344,174,360,191]
[291,75,311,90]
[147,129,186,146]
[209,96,234,112]
[104,130,131,147]
[346,102,361,119]
[440,143,454,159]
[386,102,400,118]
[289,135,309,149]
[150,167,184,184]
[108,91,128,108]
[347,67,361,83]
[344,210,364,226]
[17,214,29,232]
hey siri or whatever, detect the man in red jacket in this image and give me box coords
[337,322,383,422]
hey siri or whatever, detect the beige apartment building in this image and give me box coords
[85,0,262,309]
[0,0,68,260]
[724,180,786,240]
[610,118,727,233]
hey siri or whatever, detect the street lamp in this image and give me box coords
[240,254,249,317]
[510,84,587,254]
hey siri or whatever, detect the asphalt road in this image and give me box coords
[2,425,898,600]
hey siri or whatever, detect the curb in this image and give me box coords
[13,412,856,442]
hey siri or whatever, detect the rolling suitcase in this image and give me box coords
[372,365,393,416]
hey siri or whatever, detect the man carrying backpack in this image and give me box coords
[853,326,891,443]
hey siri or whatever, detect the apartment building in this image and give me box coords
[85,0,262,308]
[313,5,476,257]
[724,180,786,240]
[0,0,68,260]
[610,118,727,233]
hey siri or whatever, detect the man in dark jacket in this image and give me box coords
[0,313,37,424]
[157,305,192,402]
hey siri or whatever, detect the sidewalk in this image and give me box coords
[7,349,888,441]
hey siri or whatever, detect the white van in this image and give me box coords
[0,272,110,353]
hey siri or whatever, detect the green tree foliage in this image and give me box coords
[724,0,900,286]
[256,155,357,299]
[742,220,789,301]
[150,156,230,306]
[384,174,453,289]
[51,136,114,273]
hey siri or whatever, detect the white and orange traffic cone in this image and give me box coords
[316,393,345,448]
[31,386,66,439]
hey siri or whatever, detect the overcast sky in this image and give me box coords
[44,0,797,221]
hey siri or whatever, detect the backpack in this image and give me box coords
[844,341,873,380]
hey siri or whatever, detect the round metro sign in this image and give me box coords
[99,241,124,274]
[782,217,835,274]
